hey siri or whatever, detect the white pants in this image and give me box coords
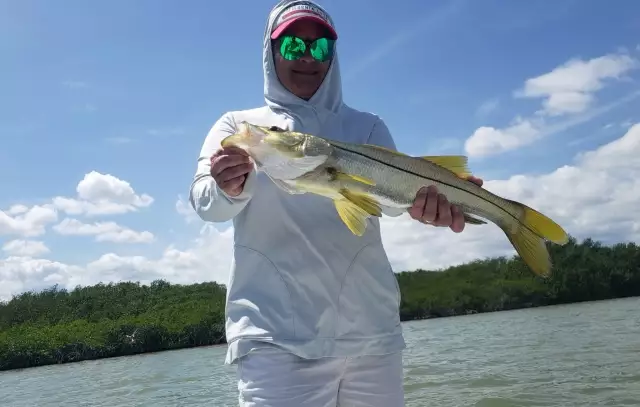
[236,348,405,407]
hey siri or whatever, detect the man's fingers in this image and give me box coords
[212,146,250,158]
[449,205,465,233]
[220,175,246,194]
[421,186,439,223]
[211,155,251,177]
[411,184,470,232]
[467,175,484,187]
[409,187,428,220]
[216,163,253,183]
[433,194,452,226]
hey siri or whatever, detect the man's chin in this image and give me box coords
[297,87,319,100]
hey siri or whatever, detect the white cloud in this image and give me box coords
[1,125,639,301]
[0,204,58,237]
[465,118,540,158]
[0,225,233,301]
[465,51,639,157]
[2,240,50,257]
[0,257,82,300]
[475,98,500,117]
[176,195,199,224]
[52,171,154,217]
[517,54,637,116]
[53,218,155,244]
[82,224,233,286]
[6,205,29,216]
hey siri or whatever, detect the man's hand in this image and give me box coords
[210,146,254,197]
[408,176,484,233]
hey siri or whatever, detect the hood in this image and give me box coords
[262,0,344,132]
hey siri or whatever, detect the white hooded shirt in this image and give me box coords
[190,0,406,364]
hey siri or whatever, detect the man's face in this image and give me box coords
[273,20,332,100]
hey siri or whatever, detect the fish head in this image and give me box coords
[221,122,307,157]
[221,122,330,180]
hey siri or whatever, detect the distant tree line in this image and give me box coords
[396,237,640,320]
[1,236,638,371]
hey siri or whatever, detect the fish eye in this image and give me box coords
[269,126,285,132]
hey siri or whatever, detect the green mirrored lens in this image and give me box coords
[279,35,335,62]
[280,36,306,61]
[310,38,334,62]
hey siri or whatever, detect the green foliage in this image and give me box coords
[397,237,640,320]
[1,236,638,371]
[0,280,226,371]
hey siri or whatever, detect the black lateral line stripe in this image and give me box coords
[331,143,533,233]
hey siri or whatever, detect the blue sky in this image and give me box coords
[1,0,639,298]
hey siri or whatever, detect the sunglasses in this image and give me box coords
[278,35,335,63]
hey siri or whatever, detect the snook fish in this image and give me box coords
[221,122,569,276]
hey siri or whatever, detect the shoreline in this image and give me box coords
[3,296,638,373]
[2,237,638,373]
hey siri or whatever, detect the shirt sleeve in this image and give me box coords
[366,116,398,151]
[189,112,257,222]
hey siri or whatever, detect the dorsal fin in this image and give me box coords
[420,155,471,178]
[362,144,409,156]
[362,144,472,178]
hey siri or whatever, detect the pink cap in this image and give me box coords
[271,2,338,40]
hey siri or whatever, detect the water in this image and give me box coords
[2,298,640,406]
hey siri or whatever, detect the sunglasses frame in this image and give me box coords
[276,34,336,63]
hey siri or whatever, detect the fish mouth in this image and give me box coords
[222,121,310,164]
[221,122,266,149]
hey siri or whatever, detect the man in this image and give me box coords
[190,1,483,406]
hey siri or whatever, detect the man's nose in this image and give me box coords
[298,52,315,62]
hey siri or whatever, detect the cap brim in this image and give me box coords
[271,16,338,40]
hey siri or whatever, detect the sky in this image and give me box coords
[1,0,639,300]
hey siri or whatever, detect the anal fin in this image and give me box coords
[463,213,487,225]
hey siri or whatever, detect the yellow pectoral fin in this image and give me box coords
[334,171,376,186]
[334,200,371,236]
[420,155,471,178]
[340,189,382,217]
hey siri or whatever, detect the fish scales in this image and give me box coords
[326,139,523,224]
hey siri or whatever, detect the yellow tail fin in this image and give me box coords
[518,203,569,245]
[502,201,569,276]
